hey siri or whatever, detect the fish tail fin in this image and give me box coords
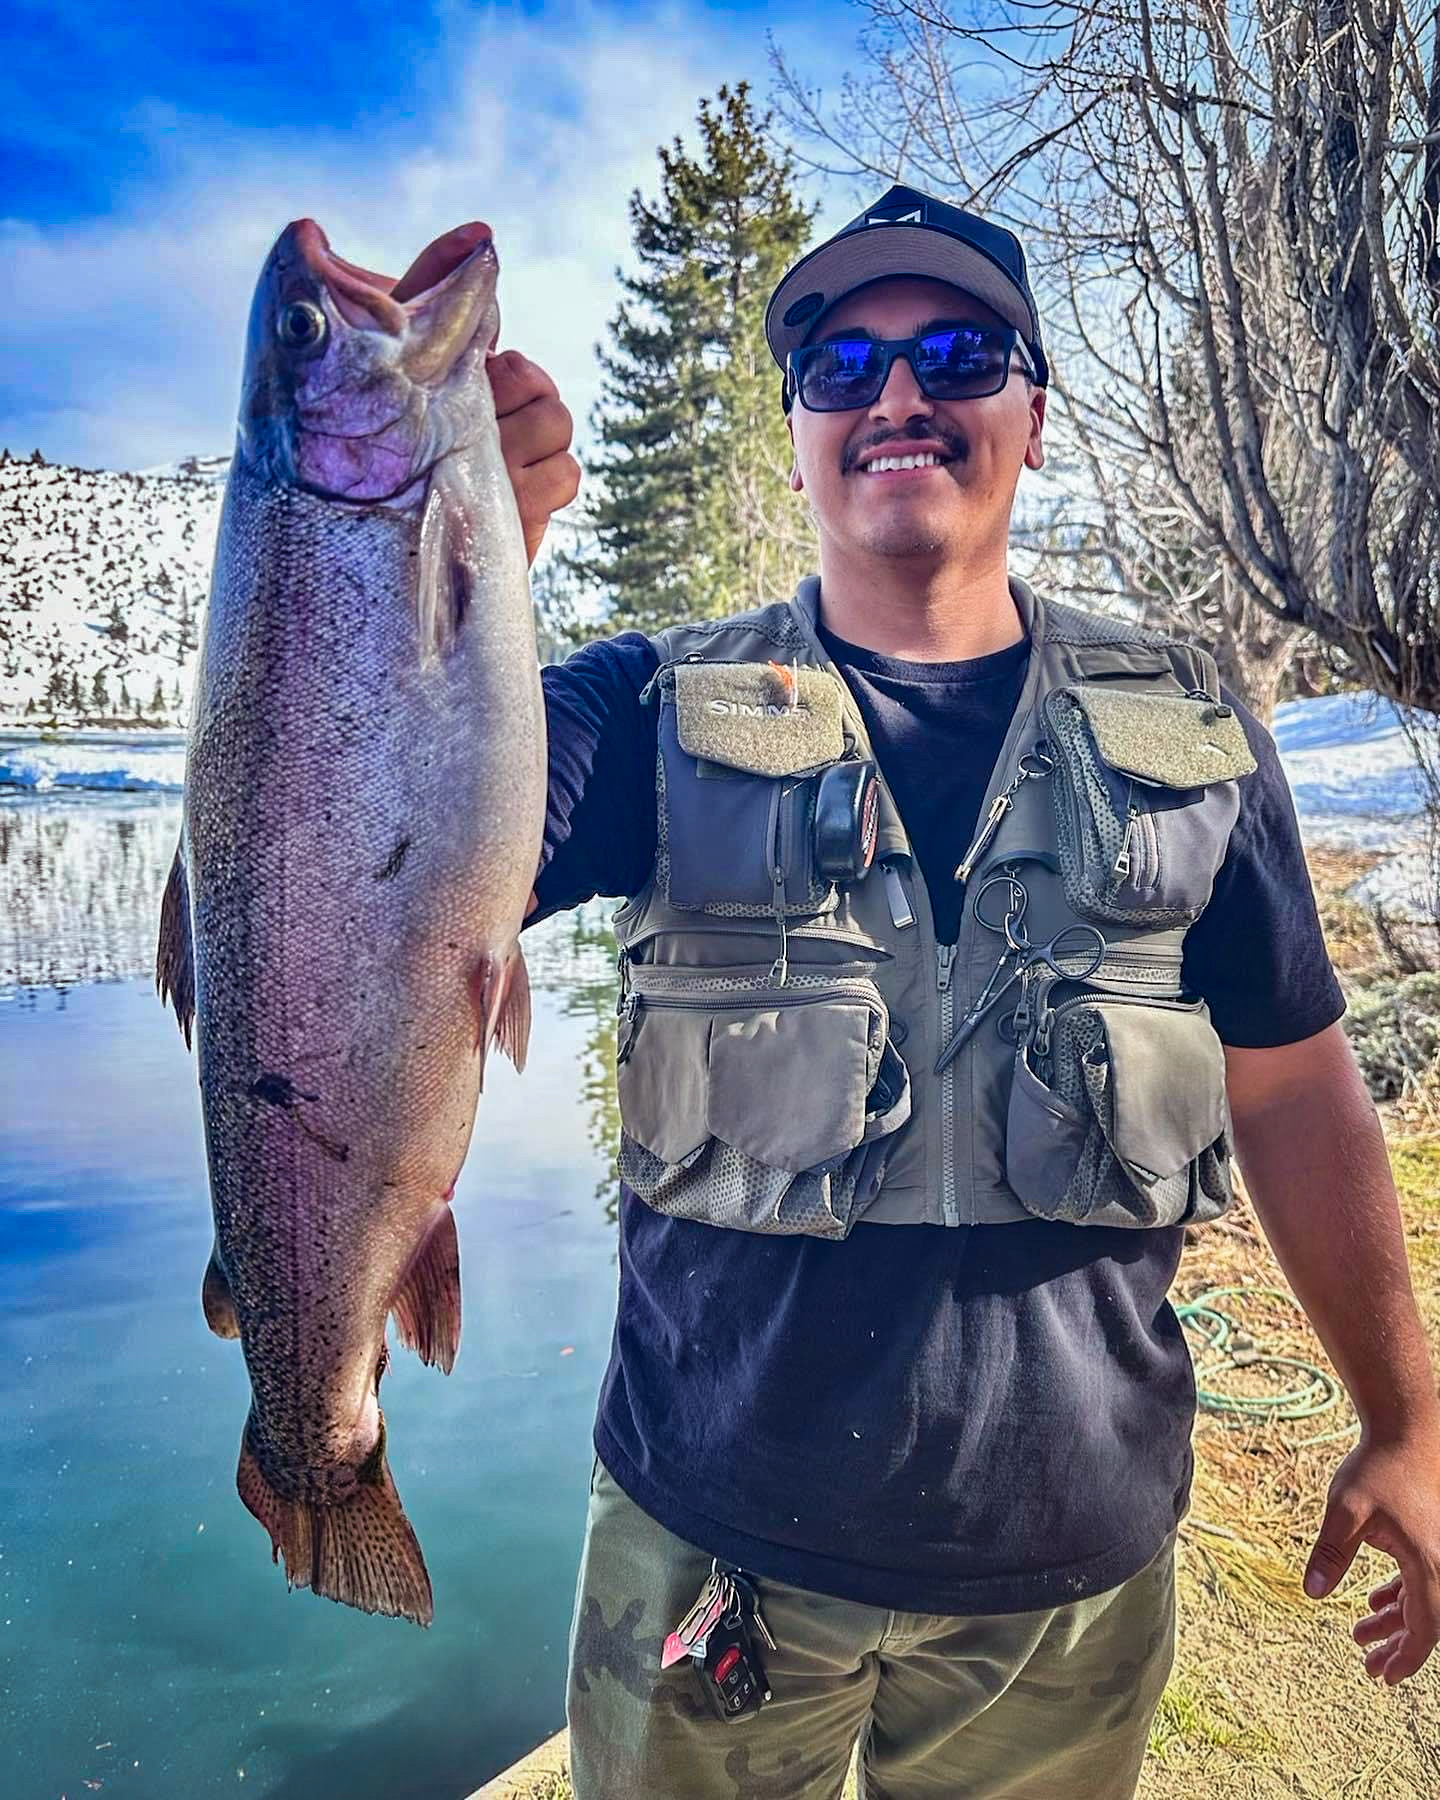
[156,843,195,1048]
[391,1205,462,1374]
[469,943,532,1085]
[236,1419,434,1626]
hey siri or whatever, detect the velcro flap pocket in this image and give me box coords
[1096,1003,1227,1183]
[674,662,846,776]
[617,1005,712,1165]
[707,996,879,1171]
[1067,685,1256,788]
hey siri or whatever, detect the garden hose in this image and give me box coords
[1175,1285,1359,1446]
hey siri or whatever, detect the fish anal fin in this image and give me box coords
[416,473,473,666]
[391,1206,462,1374]
[202,1248,241,1339]
[156,844,195,1048]
[236,1422,434,1627]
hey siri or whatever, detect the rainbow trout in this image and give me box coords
[156,219,544,1625]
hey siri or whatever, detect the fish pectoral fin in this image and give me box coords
[469,944,532,1087]
[236,1420,434,1627]
[156,843,195,1049]
[202,1248,241,1340]
[416,470,473,666]
[391,1206,462,1375]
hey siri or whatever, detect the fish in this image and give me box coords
[155,217,546,1625]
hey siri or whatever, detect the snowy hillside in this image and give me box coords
[0,450,223,727]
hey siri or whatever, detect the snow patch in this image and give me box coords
[0,734,185,793]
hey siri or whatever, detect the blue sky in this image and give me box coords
[1,1,876,470]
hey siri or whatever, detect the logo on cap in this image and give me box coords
[867,205,924,226]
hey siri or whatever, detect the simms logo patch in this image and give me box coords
[706,699,812,718]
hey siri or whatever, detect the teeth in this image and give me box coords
[864,452,944,472]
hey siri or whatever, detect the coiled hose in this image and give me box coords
[1175,1285,1359,1447]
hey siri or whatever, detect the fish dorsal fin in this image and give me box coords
[157,843,195,1048]
[391,1206,462,1375]
[416,466,473,666]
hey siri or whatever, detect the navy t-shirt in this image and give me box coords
[529,616,1346,1614]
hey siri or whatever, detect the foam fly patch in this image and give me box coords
[1068,685,1257,789]
[674,662,846,776]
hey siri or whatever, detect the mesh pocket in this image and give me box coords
[1043,686,1247,928]
[619,1135,886,1238]
[616,972,910,1239]
[1006,997,1233,1228]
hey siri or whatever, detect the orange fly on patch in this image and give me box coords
[767,659,802,709]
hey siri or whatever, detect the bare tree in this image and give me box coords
[771,0,1440,716]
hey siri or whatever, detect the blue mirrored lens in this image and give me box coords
[913,329,1007,392]
[794,328,1014,410]
[799,339,888,406]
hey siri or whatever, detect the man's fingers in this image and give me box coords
[1368,1573,1403,1609]
[1353,1600,1405,1644]
[488,349,560,422]
[498,390,574,475]
[1304,1479,1371,1597]
[513,452,581,564]
[1376,1546,1440,1683]
[514,450,582,521]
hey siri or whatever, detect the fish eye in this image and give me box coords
[276,300,327,352]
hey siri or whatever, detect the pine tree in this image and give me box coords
[68,671,83,712]
[91,669,110,714]
[118,677,133,716]
[105,598,129,643]
[151,676,167,716]
[571,83,817,633]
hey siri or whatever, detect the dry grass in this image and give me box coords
[481,858,1440,1800]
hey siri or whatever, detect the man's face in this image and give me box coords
[786,275,1046,564]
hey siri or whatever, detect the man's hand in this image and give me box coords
[1226,1024,1440,1686]
[489,350,580,565]
[1305,1426,1440,1684]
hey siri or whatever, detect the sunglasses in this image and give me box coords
[786,325,1034,413]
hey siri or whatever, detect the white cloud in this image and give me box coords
[1,2,855,472]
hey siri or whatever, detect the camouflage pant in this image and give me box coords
[566,1459,1176,1800]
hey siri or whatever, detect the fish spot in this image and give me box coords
[375,836,411,881]
[248,1073,349,1164]
[250,1073,318,1108]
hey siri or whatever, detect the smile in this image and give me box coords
[860,452,951,475]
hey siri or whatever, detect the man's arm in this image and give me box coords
[1225,1021,1440,1684]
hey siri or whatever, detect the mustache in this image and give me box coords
[845,426,966,471]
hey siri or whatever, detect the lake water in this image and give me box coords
[0,734,623,1799]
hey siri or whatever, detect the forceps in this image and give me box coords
[933,873,1106,1073]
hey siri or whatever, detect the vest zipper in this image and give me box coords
[936,942,959,1227]
[1033,989,1203,1066]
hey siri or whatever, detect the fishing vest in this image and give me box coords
[611,574,1256,1238]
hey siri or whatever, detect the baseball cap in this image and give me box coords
[765,183,1048,389]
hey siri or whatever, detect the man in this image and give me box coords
[491,186,1440,1798]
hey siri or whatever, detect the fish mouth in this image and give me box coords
[288,217,500,387]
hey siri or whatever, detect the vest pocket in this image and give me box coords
[616,968,911,1238]
[1042,685,1254,927]
[1005,996,1234,1228]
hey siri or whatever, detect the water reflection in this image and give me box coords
[547,911,622,1217]
[0,781,629,1796]
[0,794,182,994]
[1,785,627,1189]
